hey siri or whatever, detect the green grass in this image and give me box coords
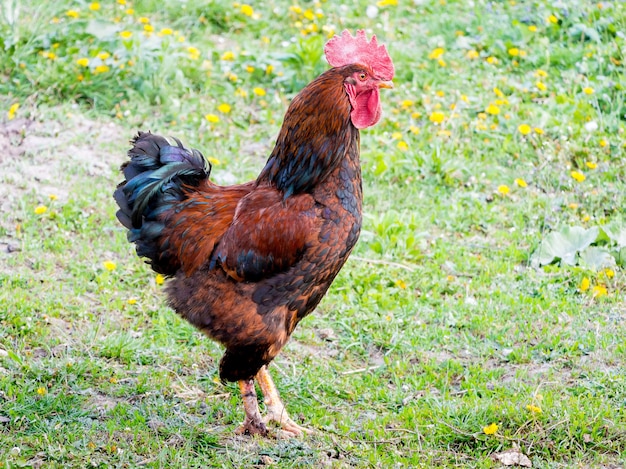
[1,0,625,467]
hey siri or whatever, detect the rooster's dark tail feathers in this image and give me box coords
[114,131,210,274]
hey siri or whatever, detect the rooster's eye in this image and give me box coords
[358,73,367,81]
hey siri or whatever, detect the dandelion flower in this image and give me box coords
[535,69,548,78]
[127,298,137,305]
[397,141,408,151]
[428,47,445,60]
[253,87,266,96]
[534,127,544,135]
[34,205,47,215]
[466,50,479,59]
[97,52,110,60]
[155,274,165,285]
[599,139,607,148]
[138,16,150,24]
[160,28,173,35]
[400,99,414,109]
[217,103,231,114]
[536,81,547,91]
[486,104,500,115]
[518,124,531,135]
[483,423,498,435]
[221,51,235,61]
[36,387,47,396]
[526,404,542,413]
[514,178,527,188]
[103,261,117,271]
[377,0,398,6]
[94,65,110,74]
[571,171,586,182]
[508,47,519,56]
[580,277,590,291]
[604,268,615,279]
[592,285,607,297]
[409,125,420,134]
[528,25,538,32]
[7,102,19,120]
[585,161,597,169]
[548,14,558,24]
[429,111,445,124]
[119,31,133,39]
[207,157,221,166]
[76,58,89,67]
[240,4,254,16]
[497,185,510,195]
[205,113,220,123]
[89,2,100,10]
[66,9,79,18]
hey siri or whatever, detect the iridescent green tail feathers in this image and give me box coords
[114,131,210,274]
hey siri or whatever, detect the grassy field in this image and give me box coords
[1,0,625,467]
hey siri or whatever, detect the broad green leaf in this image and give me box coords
[533,226,599,266]
[579,246,616,271]
[602,221,626,247]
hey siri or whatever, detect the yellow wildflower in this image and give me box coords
[103,261,117,271]
[428,48,445,60]
[508,47,519,56]
[518,124,531,135]
[486,104,500,115]
[548,14,558,24]
[599,139,607,147]
[160,28,173,35]
[127,298,137,305]
[205,114,220,123]
[497,185,510,195]
[66,9,79,18]
[246,65,255,73]
[409,125,420,134]
[466,50,479,59]
[155,274,165,285]
[483,423,498,435]
[401,99,414,109]
[592,285,607,297]
[526,404,542,414]
[119,31,133,39]
[217,103,231,114]
[89,2,100,11]
[493,87,504,98]
[187,46,200,60]
[514,178,527,188]
[536,81,547,91]
[528,25,537,32]
[266,64,274,75]
[221,51,235,61]
[585,161,597,169]
[36,387,47,396]
[125,8,134,15]
[240,4,254,16]
[94,65,110,74]
[535,69,548,78]
[377,0,398,6]
[138,16,150,24]
[34,205,47,215]
[571,171,586,182]
[76,58,89,67]
[397,141,408,151]
[534,127,544,135]
[486,56,498,64]
[207,157,221,166]
[580,277,590,291]
[144,24,154,32]
[253,87,266,96]
[8,103,19,120]
[97,52,110,60]
[429,112,445,124]
[604,268,615,279]
[391,132,402,140]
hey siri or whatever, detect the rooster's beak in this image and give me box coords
[378,80,394,89]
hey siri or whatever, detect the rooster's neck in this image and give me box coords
[258,68,359,197]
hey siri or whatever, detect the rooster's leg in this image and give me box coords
[235,379,268,436]
[255,365,315,437]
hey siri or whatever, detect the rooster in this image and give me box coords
[114,30,394,437]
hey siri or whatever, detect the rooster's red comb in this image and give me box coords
[324,29,394,81]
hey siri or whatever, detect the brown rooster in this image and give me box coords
[114,30,394,437]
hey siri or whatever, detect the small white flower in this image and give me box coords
[366,5,379,18]
[584,121,598,132]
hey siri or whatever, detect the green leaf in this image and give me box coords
[578,246,616,271]
[533,226,599,266]
[602,221,626,247]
